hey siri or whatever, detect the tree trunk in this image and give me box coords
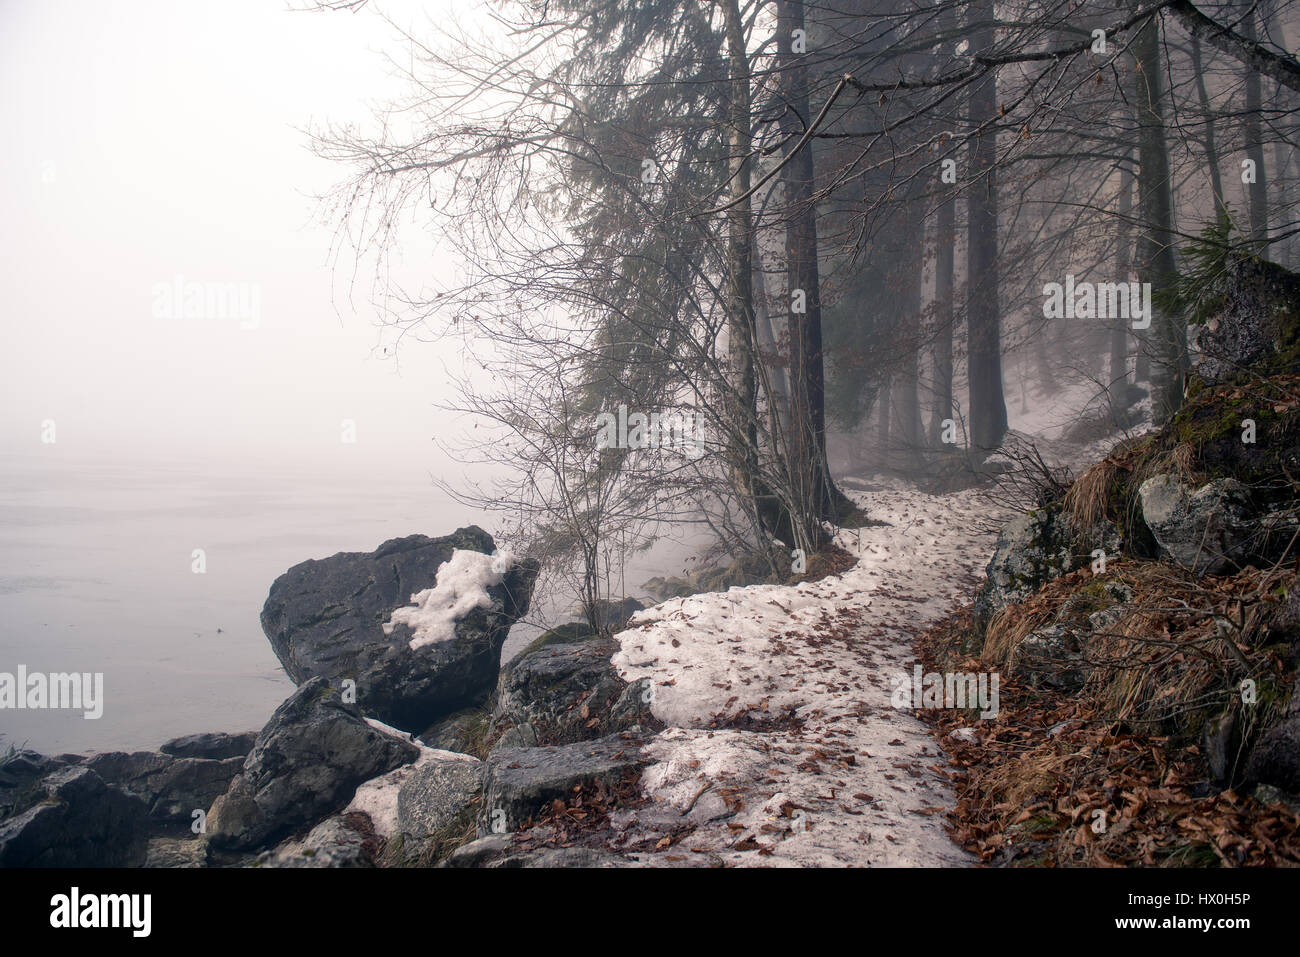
[1110,162,1135,415]
[929,0,957,448]
[777,0,853,523]
[720,0,766,542]
[966,0,1008,453]
[1190,36,1227,215]
[1241,5,1270,241]
[930,188,956,446]
[1133,13,1185,424]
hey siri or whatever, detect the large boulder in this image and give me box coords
[1244,678,1300,791]
[82,750,244,825]
[205,677,419,852]
[0,766,149,867]
[974,507,1118,630]
[160,731,256,760]
[1138,474,1252,575]
[260,527,539,731]
[1192,255,1300,384]
[490,638,654,748]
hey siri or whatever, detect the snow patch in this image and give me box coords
[347,719,478,839]
[382,548,513,649]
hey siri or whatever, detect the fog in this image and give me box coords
[0,0,473,477]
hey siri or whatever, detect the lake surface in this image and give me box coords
[0,453,497,755]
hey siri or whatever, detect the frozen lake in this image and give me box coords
[0,453,491,755]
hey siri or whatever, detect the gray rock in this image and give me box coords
[258,815,375,868]
[0,766,149,867]
[494,723,538,749]
[82,750,243,824]
[1010,624,1087,691]
[1244,716,1300,791]
[1191,255,1300,384]
[0,750,68,818]
[1245,677,1300,791]
[437,832,628,868]
[206,677,419,851]
[974,509,1074,629]
[490,639,654,747]
[145,837,207,868]
[160,731,257,761]
[1253,784,1300,815]
[1138,474,1252,575]
[480,734,651,836]
[439,833,514,868]
[396,756,482,847]
[260,527,540,731]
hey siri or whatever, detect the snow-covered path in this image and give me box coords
[611,481,1002,866]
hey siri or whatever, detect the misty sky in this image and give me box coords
[1,0,481,478]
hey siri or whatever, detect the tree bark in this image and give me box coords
[966,0,1008,453]
[1133,13,1184,424]
[776,0,853,522]
[1241,5,1270,241]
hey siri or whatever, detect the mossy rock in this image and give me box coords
[518,622,598,658]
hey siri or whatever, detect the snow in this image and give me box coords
[345,718,478,839]
[612,480,1006,866]
[382,548,513,649]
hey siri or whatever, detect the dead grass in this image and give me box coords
[914,564,1300,867]
[1063,457,1119,533]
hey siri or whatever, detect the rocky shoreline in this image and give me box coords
[0,525,667,868]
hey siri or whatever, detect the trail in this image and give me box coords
[610,480,1003,866]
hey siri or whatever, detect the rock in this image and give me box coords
[160,731,257,760]
[0,750,67,818]
[491,638,654,748]
[436,832,627,868]
[1192,255,1300,384]
[1244,677,1300,791]
[260,527,539,731]
[1138,474,1252,575]
[145,837,207,868]
[82,750,243,825]
[514,622,598,658]
[440,833,514,868]
[974,508,1074,629]
[1011,624,1087,691]
[206,677,419,851]
[258,814,376,868]
[479,734,651,836]
[949,727,979,744]
[586,598,644,632]
[493,846,631,868]
[0,766,149,867]
[1244,716,1300,791]
[418,708,489,755]
[495,723,538,750]
[1253,783,1300,815]
[396,755,482,854]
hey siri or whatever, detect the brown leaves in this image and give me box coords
[913,604,1300,867]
